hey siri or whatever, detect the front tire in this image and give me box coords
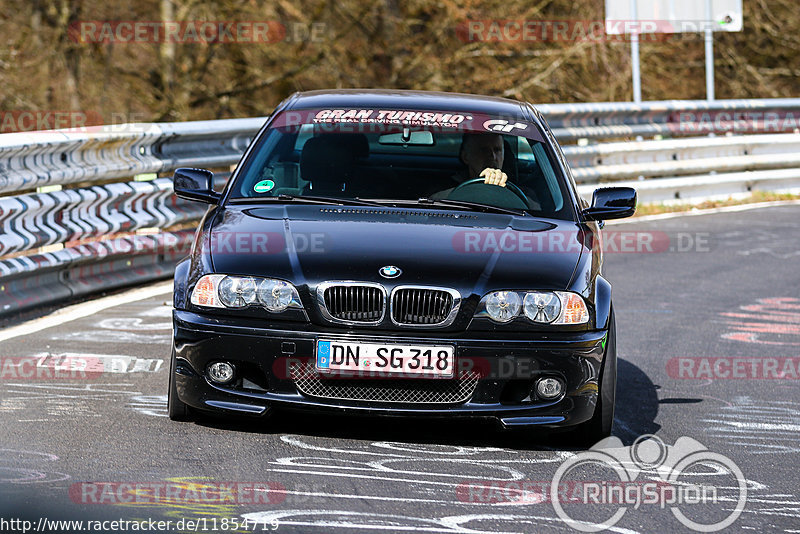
[575,308,617,444]
[168,346,192,421]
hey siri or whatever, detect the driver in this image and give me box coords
[431,133,508,199]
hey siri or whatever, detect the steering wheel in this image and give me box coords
[447,178,531,210]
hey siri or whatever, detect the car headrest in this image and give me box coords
[300,134,369,193]
[327,133,369,158]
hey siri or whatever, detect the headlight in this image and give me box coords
[478,290,590,325]
[190,274,301,312]
[485,291,521,323]
[258,279,296,312]
[218,276,257,308]
[523,291,561,323]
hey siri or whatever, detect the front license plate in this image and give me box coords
[316,340,455,378]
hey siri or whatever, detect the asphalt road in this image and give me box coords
[1,203,799,533]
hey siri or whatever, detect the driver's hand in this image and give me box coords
[480,168,507,187]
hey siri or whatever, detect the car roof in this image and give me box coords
[283,89,535,119]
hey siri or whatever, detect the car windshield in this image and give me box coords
[228,107,574,219]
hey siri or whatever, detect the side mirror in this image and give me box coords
[582,187,636,221]
[173,168,221,204]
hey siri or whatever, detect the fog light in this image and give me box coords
[207,361,235,384]
[535,377,564,399]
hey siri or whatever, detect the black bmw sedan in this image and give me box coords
[169,89,636,443]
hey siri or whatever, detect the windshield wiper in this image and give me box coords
[417,198,527,216]
[233,195,526,215]
[360,197,526,216]
[231,195,386,207]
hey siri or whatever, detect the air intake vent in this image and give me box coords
[319,283,385,324]
[318,208,478,219]
[391,287,460,327]
[291,363,480,404]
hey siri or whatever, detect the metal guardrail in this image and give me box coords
[539,98,800,140]
[0,230,193,316]
[564,133,800,169]
[1,99,799,317]
[0,117,264,193]
[564,132,800,203]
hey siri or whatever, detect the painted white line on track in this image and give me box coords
[0,282,173,343]
[610,199,800,225]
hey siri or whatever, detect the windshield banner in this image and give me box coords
[269,108,543,140]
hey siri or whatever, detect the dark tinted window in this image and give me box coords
[230,109,573,219]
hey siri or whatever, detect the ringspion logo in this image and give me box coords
[551,435,747,532]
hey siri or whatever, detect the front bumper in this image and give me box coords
[172,309,608,429]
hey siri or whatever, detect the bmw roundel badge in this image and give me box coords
[379,265,402,279]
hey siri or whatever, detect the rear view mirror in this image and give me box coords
[378,129,434,146]
[173,168,221,204]
[582,187,637,221]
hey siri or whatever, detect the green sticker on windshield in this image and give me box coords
[254,179,275,193]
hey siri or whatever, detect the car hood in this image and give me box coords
[206,205,587,296]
